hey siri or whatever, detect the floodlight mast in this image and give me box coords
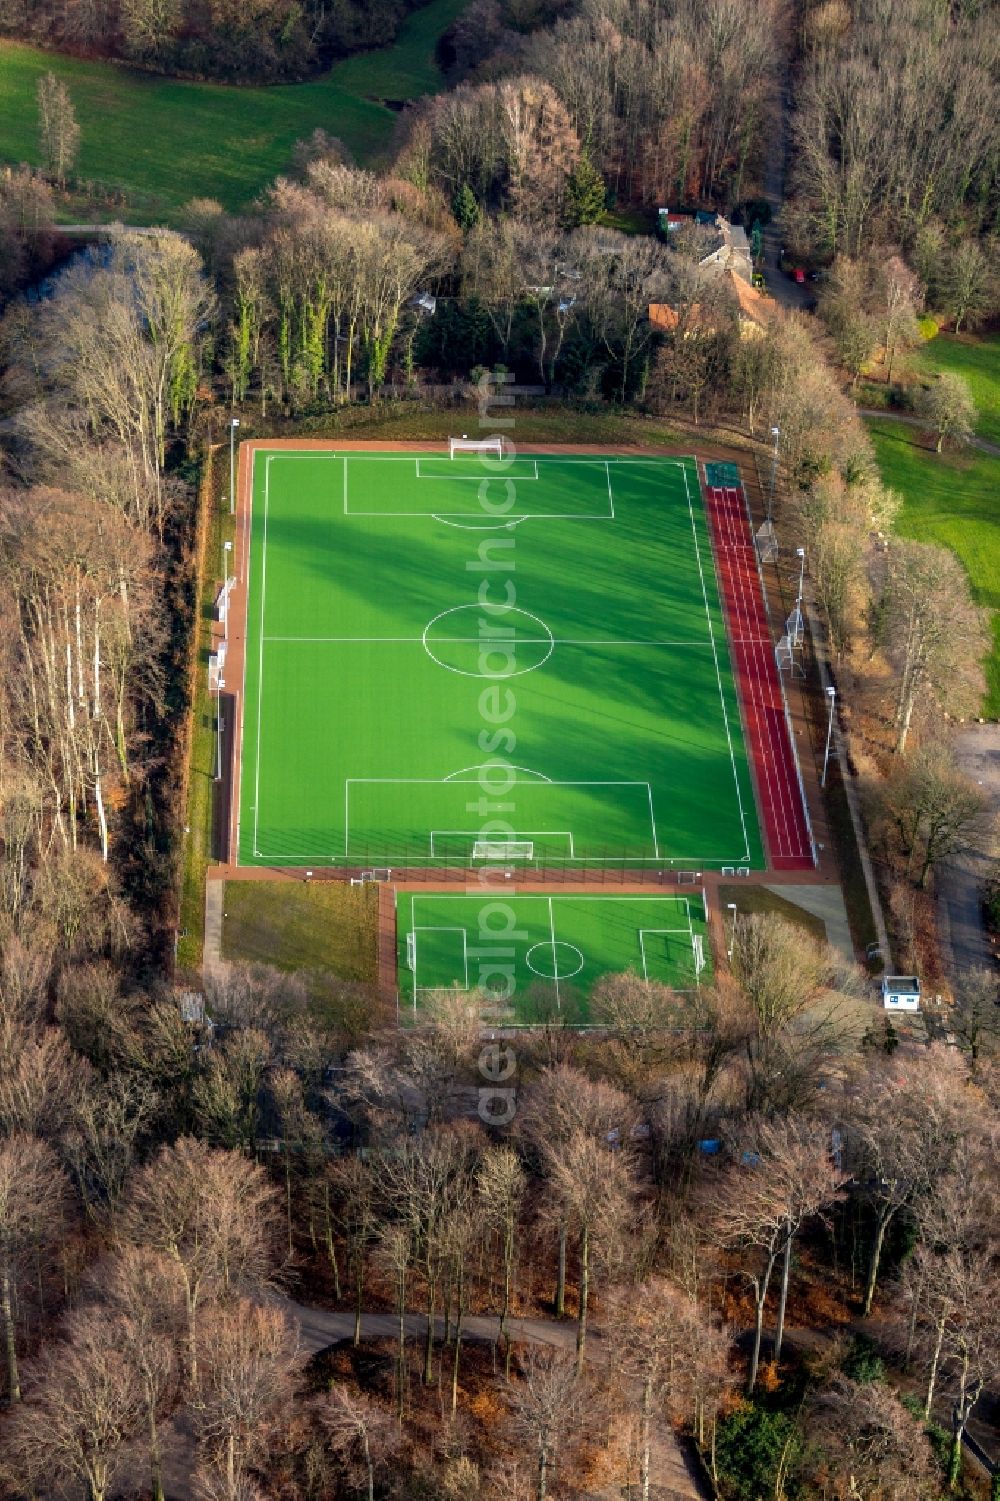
[767,426,780,523]
[726,902,738,960]
[229,417,240,516]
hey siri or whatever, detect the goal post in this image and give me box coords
[406,932,416,970]
[449,436,504,460]
[472,839,534,861]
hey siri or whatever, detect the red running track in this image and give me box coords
[704,482,815,871]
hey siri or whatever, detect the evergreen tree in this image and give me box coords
[452,183,481,233]
[565,150,606,226]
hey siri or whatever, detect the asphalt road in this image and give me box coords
[937,724,1000,979]
[279,1296,711,1500]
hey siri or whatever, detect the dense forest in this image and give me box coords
[0,0,999,1494]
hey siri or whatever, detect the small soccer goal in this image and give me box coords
[406,932,416,970]
[449,436,504,460]
[472,839,534,861]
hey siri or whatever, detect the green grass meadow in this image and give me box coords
[868,415,1000,716]
[910,331,1000,446]
[238,449,764,871]
[0,0,463,215]
[397,890,711,1022]
[222,879,377,982]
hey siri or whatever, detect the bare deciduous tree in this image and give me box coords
[121,1138,280,1386]
[874,539,988,753]
[0,1133,70,1402]
[5,1306,145,1501]
[506,1348,588,1501]
[36,72,80,188]
[316,1384,400,1501]
[192,1299,298,1501]
[914,372,977,452]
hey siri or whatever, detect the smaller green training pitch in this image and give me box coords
[396,891,711,1023]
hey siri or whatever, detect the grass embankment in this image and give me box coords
[221,881,378,983]
[0,0,462,216]
[867,415,1000,718]
[177,446,235,972]
[718,884,827,944]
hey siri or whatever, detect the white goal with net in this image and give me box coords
[692,934,706,977]
[449,436,504,460]
[406,932,416,970]
[472,839,534,861]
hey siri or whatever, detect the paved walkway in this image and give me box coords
[203,878,226,976]
[937,725,1000,981]
[765,883,853,963]
[859,408,1000,458]
[280,1297,711,1500]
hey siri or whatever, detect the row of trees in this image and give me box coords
[0,0,429,79]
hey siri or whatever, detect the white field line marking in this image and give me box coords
[328,455,689,465]
[261,636,750,646]
[411,927,471,993]
[416,459,540,481]
[252,456,272,858]
[686,900,699,987]
[638,928,691,981]
[429,830,575,857]
[236,446,256,863]
[605,461,615,518]
[646,784,660,859]
[682,464,752,866]
[548,897,561,1010]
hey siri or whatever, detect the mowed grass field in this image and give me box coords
[238,449,764,871]
[0,0,464,214]
[911,331,1000,445]
[397,891,711,1022]
[222,879,377,982]
[868,337,1000,718]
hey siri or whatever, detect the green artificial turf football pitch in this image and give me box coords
[237,449,764,870]
[396,891,711,1020]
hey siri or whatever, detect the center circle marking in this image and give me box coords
[525,941,585,981]
[422,604,555,679]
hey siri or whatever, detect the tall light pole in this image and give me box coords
[726,902,738,961]
[796,546,806,606]
[822,685,837,788]
[794,546,806,644]
[767,425,780,523]
[229,417,240,516]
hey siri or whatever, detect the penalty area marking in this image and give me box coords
[411,927,470,994]
[638,927,699,985]
[343,777,660,860]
